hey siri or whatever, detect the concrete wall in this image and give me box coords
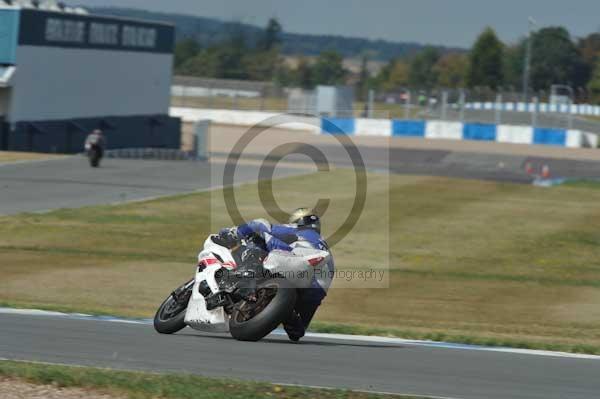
[171,107,599,149]
[9,46,172,123]
[5,114,180,153]
[171,107,320,133]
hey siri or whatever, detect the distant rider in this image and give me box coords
[84,129,106,154]
[218,208,334,342]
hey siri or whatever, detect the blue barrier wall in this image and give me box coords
[533,128,567,146]
[392,120,426,137]
[316,117,581,148]
[462,123,497,141]
[321,118,355,135]
[7,115,181,153]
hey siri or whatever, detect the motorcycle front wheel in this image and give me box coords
[153,279,193,334]
[89,149,101,167]
[229,278,297,342]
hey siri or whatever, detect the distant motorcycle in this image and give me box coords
[85,142,103,167]
[84,129,105,168]
[153,234,330,341]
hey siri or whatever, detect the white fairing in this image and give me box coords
[263,247,330,289]
[184,236,236,332]
[183,235,331,332]
[198,235,237,268]
[185,264,229,332]
[290,244,333,291]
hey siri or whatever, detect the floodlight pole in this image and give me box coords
[522,17,537,102]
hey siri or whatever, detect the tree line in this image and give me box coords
[174,19,348,89]
[174,18,600,102]
[377,27,600,101]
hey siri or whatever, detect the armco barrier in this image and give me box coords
[465,101,600,117]
[170,107,597,148]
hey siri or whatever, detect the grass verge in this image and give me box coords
[0,151,65,164]
[0,360,422,399]
[561,179,600,190]
[309,322,600,355]
[2,170,600,353]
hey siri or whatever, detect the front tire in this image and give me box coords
[154,280,192,334]
[89,149,101,167]
[229,278,297,342]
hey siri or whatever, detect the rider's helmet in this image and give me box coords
[289,208,321,233]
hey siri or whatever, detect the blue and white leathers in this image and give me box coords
[236,219,334,292]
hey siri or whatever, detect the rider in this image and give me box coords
[219,208,334,342]
[84,129,106,154]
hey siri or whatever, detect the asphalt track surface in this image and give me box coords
[1,311,600,399]
[0,148,528,216]
[3,141,600,398]
[5,139,600,215]
[0,157,311,216]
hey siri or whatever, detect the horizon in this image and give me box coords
[69,0,600,48]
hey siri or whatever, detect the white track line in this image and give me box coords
[1,307,599,360]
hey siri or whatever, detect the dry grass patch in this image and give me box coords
[0,361,418,399]
[0,151,65,164]
[2,170,600,351]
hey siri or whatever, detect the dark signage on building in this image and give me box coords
[18,9,174,54]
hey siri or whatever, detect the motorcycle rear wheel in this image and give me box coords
[229,278,297,342]
[153,280,193,334]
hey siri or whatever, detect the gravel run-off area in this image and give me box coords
[0,378,124,399]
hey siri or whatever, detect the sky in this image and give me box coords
[71,0,600,48]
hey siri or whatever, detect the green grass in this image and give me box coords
[309,322,600,355]
[2,170,600,353]
[0,361,421,399]
[561,179,600,190]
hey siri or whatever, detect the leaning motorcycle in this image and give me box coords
[153,234,330,341]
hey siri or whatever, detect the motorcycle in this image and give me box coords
[85,142,103,168]
[153,234,330,341]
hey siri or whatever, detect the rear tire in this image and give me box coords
[154,280,192,334]
[229,278,297,342]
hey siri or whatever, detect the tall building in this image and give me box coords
[0,1,180,152]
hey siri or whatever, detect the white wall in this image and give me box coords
[171,107,320,133]
[497,125,533,145]
[355,118,391,136]
[9,45,173,122]
[425,121,462,140]
[566,130,583,148]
